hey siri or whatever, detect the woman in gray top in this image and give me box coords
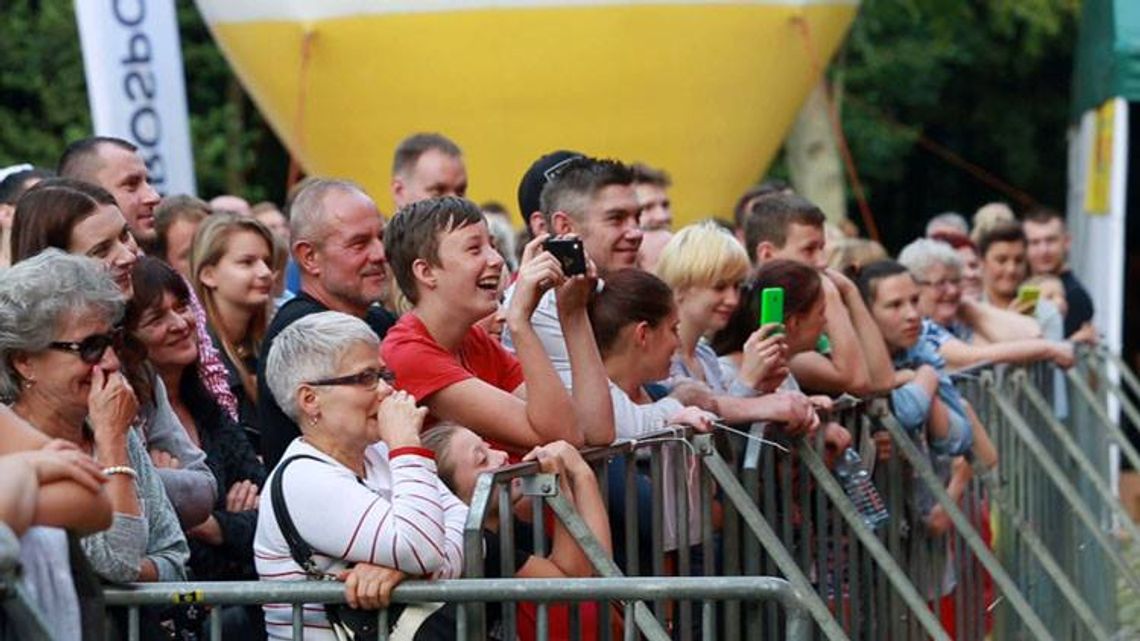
[0,250,188,582]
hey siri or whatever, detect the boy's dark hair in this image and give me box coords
[630,163,671,188]
[856,260,912,305]
[11,178,118,264]
[743,193,826,259]
[391,132,462,177]
[977,221,1027,259]
[539,157,635,228]
[384,196,486,305]
[0,168,54,204]
[588,268,675,357]
[58,136,136,179]
[1022,206,1065,225]
[732,179,792,229]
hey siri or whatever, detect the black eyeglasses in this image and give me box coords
[48,328,125,365]
[306,367,396,388]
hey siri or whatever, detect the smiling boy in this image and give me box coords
[381,197,614,454]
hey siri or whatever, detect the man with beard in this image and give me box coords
[257,179,396,467]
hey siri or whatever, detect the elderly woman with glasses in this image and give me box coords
[255,311,466,639]
[0,250,188,583]
[897,238,1073,371]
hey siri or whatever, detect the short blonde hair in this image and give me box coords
[655,221,749,292]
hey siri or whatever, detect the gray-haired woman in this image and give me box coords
[254,311,466,640]
[0,250,188,583]
[898,238,1073,371]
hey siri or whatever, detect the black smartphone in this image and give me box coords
[543,237,587,276]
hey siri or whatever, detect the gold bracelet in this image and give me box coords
[102,465,138,480]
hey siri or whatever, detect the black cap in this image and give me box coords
[517,150,585,220]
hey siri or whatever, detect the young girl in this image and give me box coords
[190,213,276,445]
[423,426,616,641]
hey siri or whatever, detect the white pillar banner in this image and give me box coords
[74,0,197,196]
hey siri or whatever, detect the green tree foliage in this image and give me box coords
[838,0,1080,250]
[0,1,287,204]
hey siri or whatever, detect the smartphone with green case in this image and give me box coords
[759,287,785,332]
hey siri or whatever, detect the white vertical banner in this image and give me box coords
[74,0,197,196]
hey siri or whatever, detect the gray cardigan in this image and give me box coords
[80,429,189,583]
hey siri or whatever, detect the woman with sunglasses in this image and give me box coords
[0,250,189,584]
[9,177,218,529]
[256,311,466,640]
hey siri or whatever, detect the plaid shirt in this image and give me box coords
[186,277,239,421]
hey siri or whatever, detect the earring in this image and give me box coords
[22,378,34,390]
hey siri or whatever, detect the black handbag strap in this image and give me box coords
[270,454,328,576]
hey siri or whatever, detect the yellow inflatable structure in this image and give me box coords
[195,1,858,224]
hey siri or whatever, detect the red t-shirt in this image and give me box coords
[381,312,525,412]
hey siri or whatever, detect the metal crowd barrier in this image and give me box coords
[101,576,810,641]
[14,349,1140,640]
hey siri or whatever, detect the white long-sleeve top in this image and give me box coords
[254,438,467,640]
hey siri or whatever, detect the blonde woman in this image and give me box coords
[190,213,277,445]
[655,222,825,436]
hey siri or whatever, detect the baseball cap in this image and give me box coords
[517,150,585,219]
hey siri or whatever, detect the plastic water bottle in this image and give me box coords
[833,447,889,530]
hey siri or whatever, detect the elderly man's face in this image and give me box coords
[308,190,387,315]
[90,144,161,242]
[391,149,468,208]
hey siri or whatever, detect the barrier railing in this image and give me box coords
[13,349,1139,640]
[99,576,811,641]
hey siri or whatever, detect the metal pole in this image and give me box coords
[1019,375,1140,544]
[695,436,852,641]
[869,408,1058,641]
[989,387,1140,595]
[794,443,952,641]
[1067,369,1140,471]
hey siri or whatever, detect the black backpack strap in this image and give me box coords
[270,454,329,576]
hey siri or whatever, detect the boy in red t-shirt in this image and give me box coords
[381,196,614,454]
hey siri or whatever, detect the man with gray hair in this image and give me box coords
[389,132,467,208]
[924,211,970,238]
[257,178,396,467]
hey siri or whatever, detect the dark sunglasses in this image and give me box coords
[306,367,395,388]
[48,328,125,365]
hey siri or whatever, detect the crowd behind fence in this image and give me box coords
[2,347,1138,640]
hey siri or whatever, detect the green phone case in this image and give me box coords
[759,287,784,327]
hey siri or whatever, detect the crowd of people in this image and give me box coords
[0,131,1091,640]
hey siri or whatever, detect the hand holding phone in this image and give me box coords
[543,237,587,276]
[1013,284,1040,315]
[759,287,785,333]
